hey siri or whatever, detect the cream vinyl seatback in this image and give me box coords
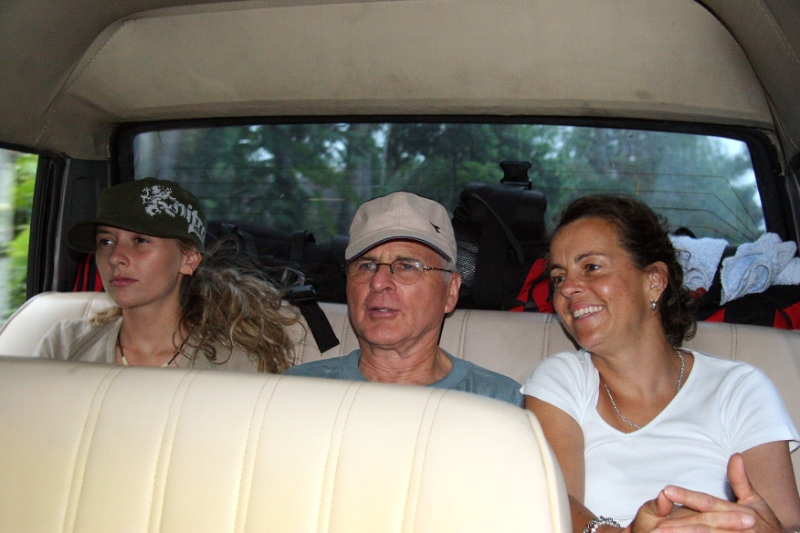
[0,358,569,533]
[2,291,799,481]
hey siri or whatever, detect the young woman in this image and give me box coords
[523,195,800,533]
[35,178,298,372]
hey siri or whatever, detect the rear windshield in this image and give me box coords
[133,123,761,246]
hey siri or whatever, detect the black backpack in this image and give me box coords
[452,161,549,310]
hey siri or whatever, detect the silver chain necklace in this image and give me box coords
[603,349,685,430]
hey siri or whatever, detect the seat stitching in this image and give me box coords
[748,1,800,155]
[542,314,554,359]
[458,310,470,359]
[524,410,565,533]
[147,370,201,533]
[753,0,799,69]
[401,389,445,533]
[340,311,352,354]
[317,381,363,533]
[61,366,123,533]
[233,375,281,533]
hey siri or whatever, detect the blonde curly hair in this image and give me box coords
[93,237,302,372]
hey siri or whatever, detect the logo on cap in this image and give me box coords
[141,185,206,242]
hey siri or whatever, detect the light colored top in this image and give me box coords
[522,349,799,525]
[34,317,261,372]
[286,349,524,406]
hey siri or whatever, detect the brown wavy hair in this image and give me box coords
[94,237,302,372]
[555,194,696,346]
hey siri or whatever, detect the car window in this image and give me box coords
[0,149,36,323]
[133,123,762,245]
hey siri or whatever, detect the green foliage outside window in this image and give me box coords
[134,123,760,246]
[0,150,36,322]
[9,153,36,310]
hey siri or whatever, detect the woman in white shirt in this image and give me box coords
[523,194,800,533]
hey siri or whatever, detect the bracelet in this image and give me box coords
[583,516,621,533]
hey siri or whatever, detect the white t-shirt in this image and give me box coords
[522,350,799,526]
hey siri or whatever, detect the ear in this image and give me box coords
[444,271,462,314]
[179,247,203,276]
[644,261,669,304]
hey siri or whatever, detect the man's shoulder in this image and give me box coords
[284,356,347,376]
[455,358,519,385]
[446,356,523,406]
[284,350,362,380]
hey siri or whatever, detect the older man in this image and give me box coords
[286,192,522,406]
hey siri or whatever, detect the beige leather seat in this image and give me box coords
[0,292,117,357]
[0,358,570,533]
[2,291,799,481]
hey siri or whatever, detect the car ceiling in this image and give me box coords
[0,0,798,167]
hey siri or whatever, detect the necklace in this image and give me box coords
[603,349,685,430]
[117,332,188,367]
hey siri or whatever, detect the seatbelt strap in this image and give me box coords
[285,285,340,353]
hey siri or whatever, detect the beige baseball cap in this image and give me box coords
[345,192,457,262]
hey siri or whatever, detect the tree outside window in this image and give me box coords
[0,149,36,324]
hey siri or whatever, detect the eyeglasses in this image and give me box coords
[346,259,454,285]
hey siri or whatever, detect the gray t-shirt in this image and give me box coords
[286,349,523,406]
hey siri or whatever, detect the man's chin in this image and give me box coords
[356,329,410,353]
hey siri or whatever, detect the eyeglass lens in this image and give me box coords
[347,260,426,284]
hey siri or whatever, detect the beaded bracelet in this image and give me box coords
[583,516,621,533]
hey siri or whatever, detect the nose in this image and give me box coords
[558,272,583,297]
[369,263,396,291]
[107,243,127,266]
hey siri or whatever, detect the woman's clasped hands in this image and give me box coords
[633,454,788,533]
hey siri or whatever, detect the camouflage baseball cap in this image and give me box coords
[67,178,207,253]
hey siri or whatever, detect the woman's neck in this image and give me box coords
[592,338,693,433]
[589,327,679,396]
[118,304,186,366]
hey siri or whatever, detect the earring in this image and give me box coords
[650,300,657,310]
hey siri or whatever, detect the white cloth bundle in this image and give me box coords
[720,233,800,304]
[669,235,728,292]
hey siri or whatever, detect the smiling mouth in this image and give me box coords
[572,305,603,319]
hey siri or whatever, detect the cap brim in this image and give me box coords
[66,214,204,253]
[66,220,103,253]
